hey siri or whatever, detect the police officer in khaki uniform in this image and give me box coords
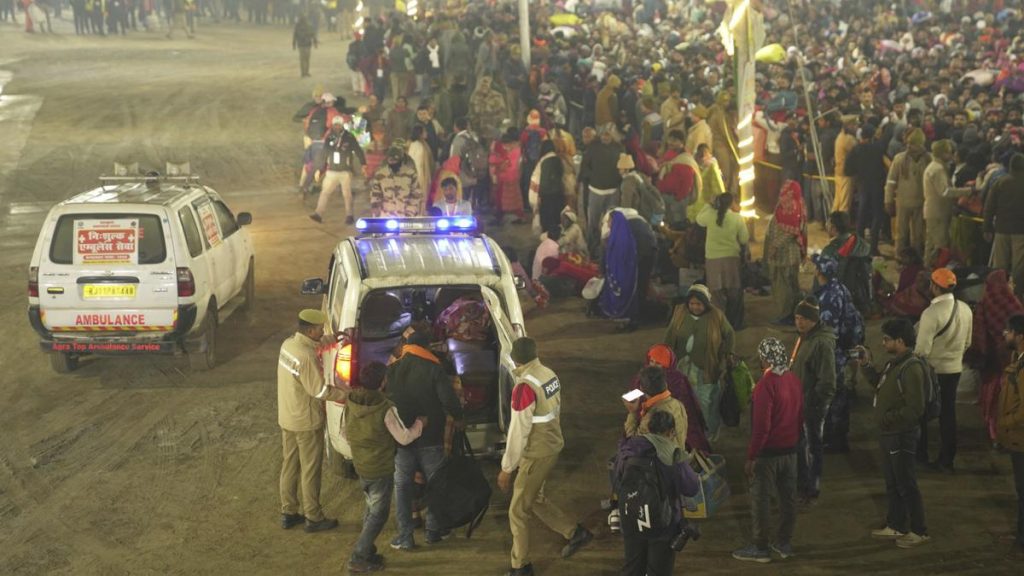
[278,309,347,532]
[498,338,592,576]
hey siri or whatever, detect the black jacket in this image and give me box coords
[386,349,463,447]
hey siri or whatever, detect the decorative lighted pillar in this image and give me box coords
[719,0,764,217]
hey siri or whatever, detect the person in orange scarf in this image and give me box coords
[623,366,689,457]
[765,179,808,325]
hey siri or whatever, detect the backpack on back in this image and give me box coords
[306,107,329,140]
[346,40,362,71]
[460,134,489,183]
[897,355,941,421]
[617,452,674,539]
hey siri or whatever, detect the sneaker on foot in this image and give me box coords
[871,526,906,539]
[896,532,930,549]
[770,543,795,559]
[309,213,323,224]
[304,518,338,533]
[425,529,452,544]
[280,513,305,529]
[389,535,415,551]
[732,545,772,563]
[561,524,593,558]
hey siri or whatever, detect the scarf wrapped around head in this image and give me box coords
[758,337,790,375]
[774,179,806,250]
[813,253,840,279]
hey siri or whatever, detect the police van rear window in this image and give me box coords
[49,214,167,265]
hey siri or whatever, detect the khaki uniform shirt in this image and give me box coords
[277,332,346,431]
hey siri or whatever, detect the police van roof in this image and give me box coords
[352,235,500,279]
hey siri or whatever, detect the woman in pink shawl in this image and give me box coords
[628,344,711,454]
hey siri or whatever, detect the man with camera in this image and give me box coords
[851,319,930,549]
[733,337,803,564]
[615,410,700,576]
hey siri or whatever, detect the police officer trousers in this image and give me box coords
[509,453,577,569]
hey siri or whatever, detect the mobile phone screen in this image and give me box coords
[622,389,645,402]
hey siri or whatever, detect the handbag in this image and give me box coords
[731,360,756,409]
[719,369,741,427]
[683,452,731,520]
[424,431,491,537]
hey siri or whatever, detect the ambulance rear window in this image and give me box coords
[49,214,167,265]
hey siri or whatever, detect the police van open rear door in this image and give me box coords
[480,286,516,433]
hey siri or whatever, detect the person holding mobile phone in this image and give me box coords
[623,366,688,454]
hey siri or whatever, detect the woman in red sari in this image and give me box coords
[488,126,525,224]
[971,270,1024,442]
[764,179,807,324]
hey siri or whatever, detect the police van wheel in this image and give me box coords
[241,259,255,313]
[189,307,217,371]
[49,351,79,374]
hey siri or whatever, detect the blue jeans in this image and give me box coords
[352,476,394,562]
[394,444,446,540]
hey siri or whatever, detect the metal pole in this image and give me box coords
[786,0,830,199]
[519,0,531,69]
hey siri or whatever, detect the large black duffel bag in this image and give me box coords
[424,431,491,537]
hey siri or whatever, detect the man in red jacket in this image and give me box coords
[657,129,702,227]
[733,337,803,564]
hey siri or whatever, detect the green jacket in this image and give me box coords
[870,352,926,435]
[791,324,837,420]
[346,388,397,479]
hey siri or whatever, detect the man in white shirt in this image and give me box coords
[914,268,973,473]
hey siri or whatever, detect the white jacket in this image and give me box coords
[915,293,973,374]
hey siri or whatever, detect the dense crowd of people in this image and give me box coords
[282,0,1024,574]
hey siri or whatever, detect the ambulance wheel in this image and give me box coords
[49,351,79,374]
[189,305,217,371]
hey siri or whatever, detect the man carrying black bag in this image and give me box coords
[615,411,701,576]
[498,338,593,576]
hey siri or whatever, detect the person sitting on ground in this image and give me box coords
[343,362,425,573]
[556,206,588,259]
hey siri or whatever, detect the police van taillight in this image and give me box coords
[28,266,39,298]
[334,341,359,388]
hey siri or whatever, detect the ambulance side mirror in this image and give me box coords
[513,276,527,291]
[300,278,326,296]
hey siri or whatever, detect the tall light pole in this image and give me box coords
[519,0,531,69]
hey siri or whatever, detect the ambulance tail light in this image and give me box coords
[28,266,39,298]
[176,267,196,297]
[335,342,356,386]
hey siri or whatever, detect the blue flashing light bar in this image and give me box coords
[354,216,479,234]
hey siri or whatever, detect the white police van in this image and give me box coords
[27,175,255,373]
[301,216,526,457]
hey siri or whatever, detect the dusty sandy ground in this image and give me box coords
[0,17,1020,576]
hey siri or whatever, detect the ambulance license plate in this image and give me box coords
[83,284,136,299]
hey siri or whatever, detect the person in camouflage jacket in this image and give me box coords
[369,140,423,217]
[469,75,508,142]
